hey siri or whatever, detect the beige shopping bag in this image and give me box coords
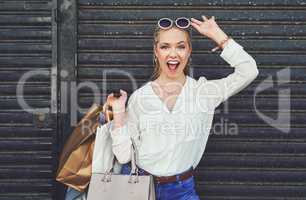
[56,103,103,192]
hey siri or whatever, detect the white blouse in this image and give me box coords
[110,39,259,176]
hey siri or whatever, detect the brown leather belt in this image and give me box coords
[141,167,194,184]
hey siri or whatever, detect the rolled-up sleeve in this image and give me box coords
[199,39,259,108]
[110,92,140,164]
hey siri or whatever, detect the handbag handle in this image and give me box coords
[105,138,139,175]
[130,139,139,175]
[102,139,141,184]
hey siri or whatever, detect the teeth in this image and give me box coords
[167,61,179,64]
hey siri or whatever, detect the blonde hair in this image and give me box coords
[151,26,192,80]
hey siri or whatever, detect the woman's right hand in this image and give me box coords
[104,90,128,125]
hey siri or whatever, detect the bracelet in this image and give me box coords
[211,36,231,52]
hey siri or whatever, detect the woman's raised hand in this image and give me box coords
[105,89,128,114]
[191,16,229,48]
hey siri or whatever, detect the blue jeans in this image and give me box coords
[65,187,86,200]
[121,164,200,200]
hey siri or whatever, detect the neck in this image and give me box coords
[156,74,187,86]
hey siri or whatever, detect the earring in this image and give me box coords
[152,56,155,66]
[153,56,157,65]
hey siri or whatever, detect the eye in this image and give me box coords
[178,45,186,49]
[160,46,168,49]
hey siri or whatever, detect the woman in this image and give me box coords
[106,16,258,200]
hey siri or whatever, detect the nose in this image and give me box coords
[169,47,178,58]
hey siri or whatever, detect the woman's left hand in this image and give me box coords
[191,16,229,48]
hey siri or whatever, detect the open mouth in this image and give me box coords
[167,60,180,72]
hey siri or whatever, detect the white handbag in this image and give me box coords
[87,140,156,200]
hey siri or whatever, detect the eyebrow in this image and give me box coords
[159,41,186,45]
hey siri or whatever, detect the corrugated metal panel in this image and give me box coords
[0,0,57,199]
[77,0,306,199]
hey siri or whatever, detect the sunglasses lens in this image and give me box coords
[159,19,172,28]
[176,18,190,28]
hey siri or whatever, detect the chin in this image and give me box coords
[161,65,185,79]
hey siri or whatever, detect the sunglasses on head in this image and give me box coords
[158,17,191,30]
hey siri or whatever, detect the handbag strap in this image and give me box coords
[105,137,139,175]
[130,139,139,175]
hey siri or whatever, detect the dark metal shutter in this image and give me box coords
[77,0,306,199]
[0,0,57,199]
